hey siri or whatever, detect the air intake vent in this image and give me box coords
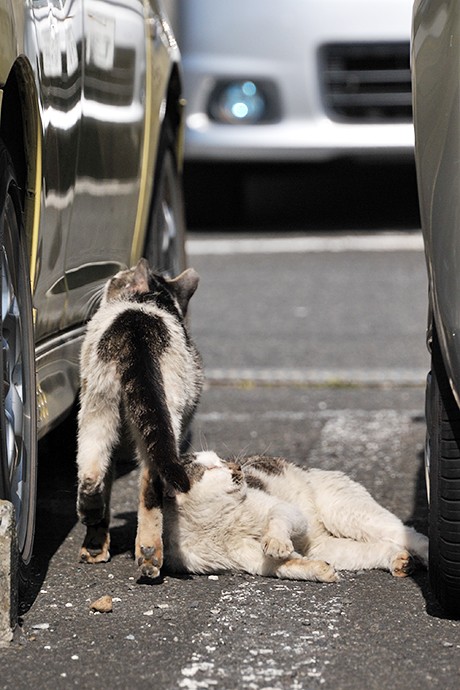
[320,43,412,122]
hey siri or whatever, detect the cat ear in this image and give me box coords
[168,268,200,315]
[129,258,151,294]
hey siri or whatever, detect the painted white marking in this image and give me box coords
[197,408,423,423]
[187,233,424,256]
[203,367,427,387]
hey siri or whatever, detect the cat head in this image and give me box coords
[169,451,247,507]
[102,258,200,316]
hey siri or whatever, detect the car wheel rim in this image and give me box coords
[159,194,180,275]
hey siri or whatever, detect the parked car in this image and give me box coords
[0,0,187,579]
[412,0,460,615]
[174,0,414,163]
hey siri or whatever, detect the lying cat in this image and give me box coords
[163,451,428,582]
[76,259,203,578]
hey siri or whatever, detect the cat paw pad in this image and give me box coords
[80,546,111,564]
[391,550,414,577]
[312,560,339,583]
[80,524,110,564]
[262,535,294,559]
[137,545,162,579]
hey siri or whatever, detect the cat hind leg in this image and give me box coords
[309,469,428,566]
[135,467,164,579]
[80,522,111,564]
[78,466,113,564]
[77,378,121,564]
[309,536,415,577]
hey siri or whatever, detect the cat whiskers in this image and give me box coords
[231,442,254,464]
[259,441,274,458]
[186,429,209,456]
[197,429,209,453]
[83,285,105,321]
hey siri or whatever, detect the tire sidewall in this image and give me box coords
[429,329,460,614]
[0,141,37,569]
[144,127,186,275]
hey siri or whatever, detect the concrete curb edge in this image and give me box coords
[0,500,18,647]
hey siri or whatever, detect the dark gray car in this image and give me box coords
[412,0,460,615]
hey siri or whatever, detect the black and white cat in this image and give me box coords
[163,451,428,582]
[76,259,203,578]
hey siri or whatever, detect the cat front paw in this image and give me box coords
[391,550,414,577]
[262,534,294,560]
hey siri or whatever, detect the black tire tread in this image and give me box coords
[429,330,460,614]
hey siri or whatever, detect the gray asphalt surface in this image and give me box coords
[188,235,429,375]
[2,227,459,690]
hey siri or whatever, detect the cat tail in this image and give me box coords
[98,310,190,493]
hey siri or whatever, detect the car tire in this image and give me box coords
[144,126,186,276]
[428,327,460,614]
[0,140,37,580]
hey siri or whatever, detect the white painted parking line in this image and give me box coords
[204,367,427,387]
[197,408,423,423]
[187,233,424,256]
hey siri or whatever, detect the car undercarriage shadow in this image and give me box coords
[19,411,79,613]
[184,160,420,231]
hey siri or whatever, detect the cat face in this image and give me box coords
[173,452,247,506]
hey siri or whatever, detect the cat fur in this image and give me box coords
[163,451,428,582]
[76,259,203,578]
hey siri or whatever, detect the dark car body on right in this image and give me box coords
[412,0,460,614]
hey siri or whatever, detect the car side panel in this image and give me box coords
[61,0,177,327]
[412,0,460,402]
[25,0,84,341]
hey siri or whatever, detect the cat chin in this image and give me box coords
[194,450,225,469]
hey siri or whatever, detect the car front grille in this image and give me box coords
[320,43,412,122]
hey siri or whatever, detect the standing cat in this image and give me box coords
[76,259,203,578]
[163,451,428,581]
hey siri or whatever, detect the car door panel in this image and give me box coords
[26,0,83,341]
[62,0,148,326]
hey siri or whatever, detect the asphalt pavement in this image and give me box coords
[2,226,460,690]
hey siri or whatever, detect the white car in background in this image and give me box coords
[174,0,414,163]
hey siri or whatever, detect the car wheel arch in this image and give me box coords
[1,59,42,271]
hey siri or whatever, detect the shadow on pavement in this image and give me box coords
[21,413,138,614]
[184,160,420,232]
[20,411,80,613]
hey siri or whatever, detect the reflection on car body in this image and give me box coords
[0,0,186,571]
